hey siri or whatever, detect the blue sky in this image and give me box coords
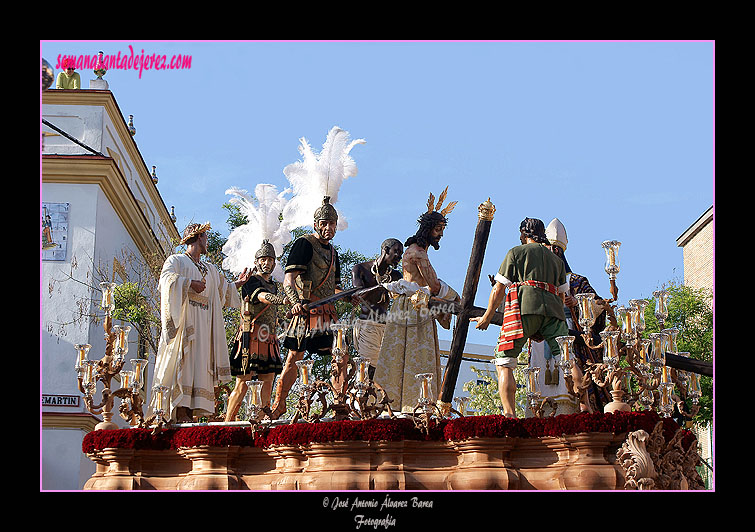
[41,40,714,348]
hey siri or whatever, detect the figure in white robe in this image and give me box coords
[150,223,248,422]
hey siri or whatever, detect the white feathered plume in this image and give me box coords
[221,183,292,282]
[282,126,366,231]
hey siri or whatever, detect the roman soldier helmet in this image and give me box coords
[313,196,338,225]
[254,239,276,260]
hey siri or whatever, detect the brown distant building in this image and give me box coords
[675,205,714,488]
[676,206,713,294]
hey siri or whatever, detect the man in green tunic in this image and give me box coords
[470,218,569,417]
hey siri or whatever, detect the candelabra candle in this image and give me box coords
[153,390,162,412]
[630,299,648,336]
[296,359,314,387]
[119,326,131,356]
[152,385,169,416]
[247,380,263,408]
[111,324,121,355]
[638,339,650,364]
[354,356,370,383]
[662,328,679,354]
[130,358,148,390]
[111,325,129,363]
[599,330,621,369]
[99,282,116,313]
[617,306,634,342]
[638,339,652,375]
[653,289,669,326]
[661,365,671,384]
[522,367,542,414]
[555,335,575,376]
[330,322,349,363]
[523,367,540,395]
[82,360,97,390]
[575,292,596,330]
[555,335,574,362]
[455,396,470,416]
[121,370,133,390]
[601,240,621,279]
[659,383,674,418]
[649,332,666,372]
[75,344,91,371]
[688,372,702,403]
[415,373,434,402]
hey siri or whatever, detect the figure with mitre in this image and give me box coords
[544,217,611,412]
[375,188,460,413]
[220,184,292,421]
[270,126,365,419]
[151,223,251,423]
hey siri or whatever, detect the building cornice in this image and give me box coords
[42,412,100,432]
[42,89,179,245]
[676,206,714,248]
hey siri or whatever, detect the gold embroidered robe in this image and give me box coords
[151,254,240,420]
[374,287,457,413]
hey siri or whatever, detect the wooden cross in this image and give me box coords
[437,198,500,406]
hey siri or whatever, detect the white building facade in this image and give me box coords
[41,89,179,490]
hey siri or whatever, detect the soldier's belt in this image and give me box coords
[305,303,337,333]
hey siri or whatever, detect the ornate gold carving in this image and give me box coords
[409,290,430,310]
[478,198,496,221]
[291,355,397,425]
[617,421,705,490]
[617,428,656,490]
